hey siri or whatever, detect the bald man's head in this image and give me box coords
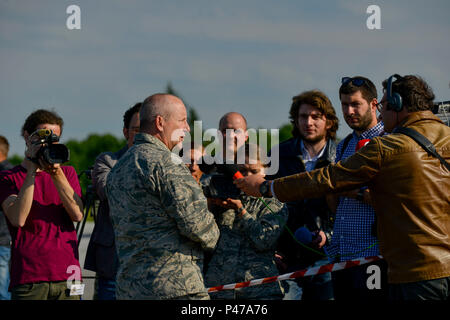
[140,94,184,131]
[218,112,249,161]
[139,93,189,150]
[218,112,248,132]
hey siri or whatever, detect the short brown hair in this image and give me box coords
[382,75,435,112]
[339,76,377,104]
[289,90,339,140]
[21,109,64,137]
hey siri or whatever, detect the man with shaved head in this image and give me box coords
[219,112,249,162]
[106,93,220,300]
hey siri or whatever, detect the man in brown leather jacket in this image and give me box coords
[235,74,450,300]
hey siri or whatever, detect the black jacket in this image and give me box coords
[268,137,336,270]
[84,147,128,279]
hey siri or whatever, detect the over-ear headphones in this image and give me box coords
[386,74,403,112]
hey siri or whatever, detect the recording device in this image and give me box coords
[29,129,70,164]
[201,164,243,199]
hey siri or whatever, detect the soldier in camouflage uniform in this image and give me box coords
[106,94,219,300]
[205,144,288,300]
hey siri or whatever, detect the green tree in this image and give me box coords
[65,133,126,195]
[8,154,23,166]
[278,123,293,143]
[165,82,201,132]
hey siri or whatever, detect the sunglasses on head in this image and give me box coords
[341,77,367,87]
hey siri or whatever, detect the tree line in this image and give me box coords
[8,83,294,195]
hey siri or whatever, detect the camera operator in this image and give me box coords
[199,112,250,271]
[0,109,84,300]
[204,144,288,300]
[202,112,249,176]
[202,112,249,211]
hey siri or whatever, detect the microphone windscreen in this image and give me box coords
[222,164,242,179]
[355,139,370,151]
[294,226,313,244]
[233,171,244,180]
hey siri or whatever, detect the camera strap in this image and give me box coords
[394,126,450,171]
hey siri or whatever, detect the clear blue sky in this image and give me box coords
[1,0,449,157]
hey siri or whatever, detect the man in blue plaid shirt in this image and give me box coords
[325,76,388,300]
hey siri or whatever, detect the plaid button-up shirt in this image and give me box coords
[325,122,384,262]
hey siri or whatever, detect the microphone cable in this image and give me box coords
[256,197,379,261]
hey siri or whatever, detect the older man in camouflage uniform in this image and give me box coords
[106,94,220,300]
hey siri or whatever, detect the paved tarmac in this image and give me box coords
[76,221,96,300]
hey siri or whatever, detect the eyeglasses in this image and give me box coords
[376,100,386,113]
[341,77,367,87]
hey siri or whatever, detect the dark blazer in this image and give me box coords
[268,137,336,270]
[84,146,128,279]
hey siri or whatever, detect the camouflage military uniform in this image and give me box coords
[106,133,219,300]
[205,195,288,300]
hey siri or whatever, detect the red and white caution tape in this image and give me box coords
[208,255,383,293]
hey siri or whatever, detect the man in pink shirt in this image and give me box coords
[0,109,84,300]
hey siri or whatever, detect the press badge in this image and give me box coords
[70,283,85,296]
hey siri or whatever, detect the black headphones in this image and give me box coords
[386,74,403,112]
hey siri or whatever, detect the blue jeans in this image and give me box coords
[0,246,11,300]
[97,277,116,300]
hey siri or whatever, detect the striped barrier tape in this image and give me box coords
[207,255,383,293]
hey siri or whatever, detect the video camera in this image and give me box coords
[200,163,242,200]
[30,129,70,164]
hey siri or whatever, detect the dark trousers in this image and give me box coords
[96,277,116,300]
[389,276,450,301]
[295,258,334,300]
[332,259,388,301]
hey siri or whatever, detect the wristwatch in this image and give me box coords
[259,180,272,198]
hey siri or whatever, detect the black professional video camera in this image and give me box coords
[200,164,242,199]
[30,129,70,164]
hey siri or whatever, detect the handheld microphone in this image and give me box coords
[356,139,370,151]
[222,164,244,180]
[294,226,314,244]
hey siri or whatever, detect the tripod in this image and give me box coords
[76,169,98,248]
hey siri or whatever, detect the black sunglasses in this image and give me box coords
[341,77,367,87]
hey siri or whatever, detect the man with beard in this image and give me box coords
[268,90,338,300]
[235,74,450,301]
[324,76,388,300]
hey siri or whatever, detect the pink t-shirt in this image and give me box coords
[0,165,82,289]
